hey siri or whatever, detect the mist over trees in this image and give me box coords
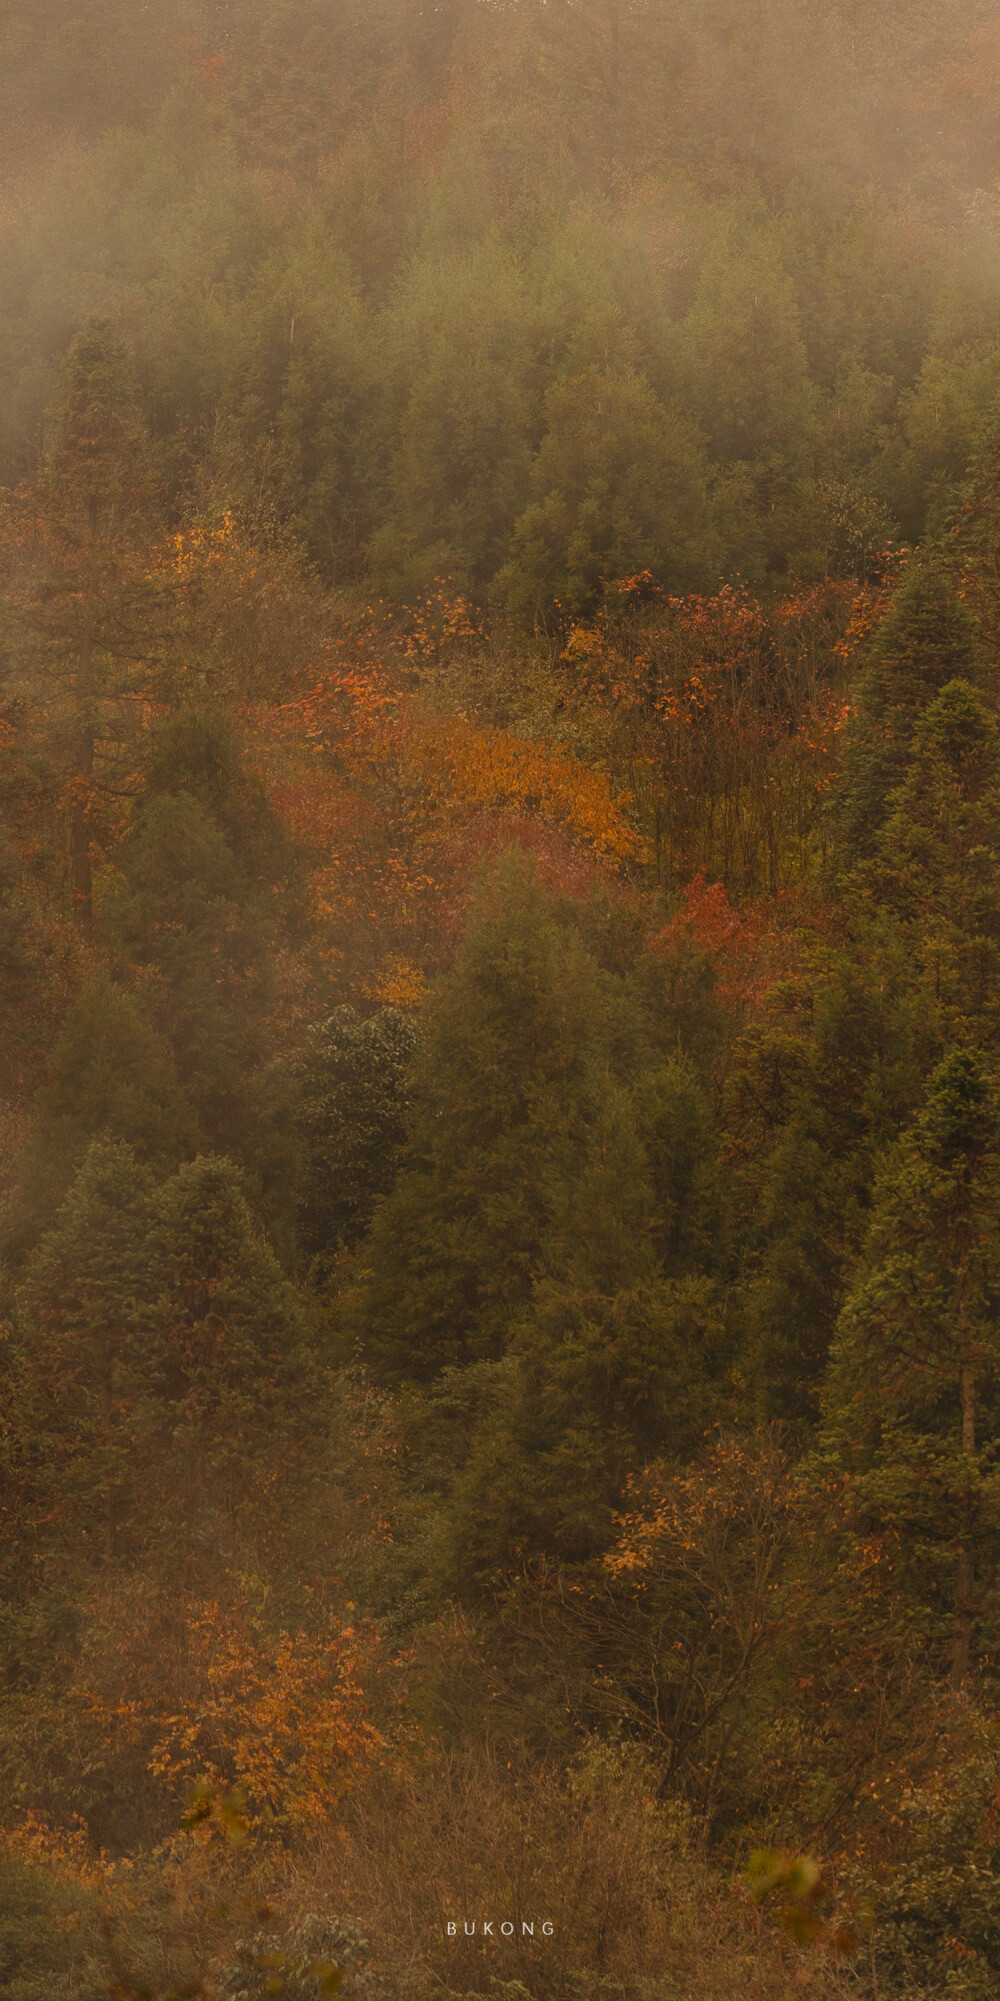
[3,5,1000,1998]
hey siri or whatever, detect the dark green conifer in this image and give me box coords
[296,1004,417,1275]
[348,854,617,1382]
[109,710,304,1193]
[833,567,982,863]
[144,1154,315,1496]
[747,948,936,1428]
[12,977,195,1246]
[15,1140,156,1564]
[874,678,1000,1034]
[819,1048,1000,1689]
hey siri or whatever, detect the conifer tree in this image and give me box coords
[502,362,714,618]
[109,710,304,1180]
[348,854,618,1382]
[443,1056,729,1585]
[12,1145,313,1572]
[747,947,936,1428]
[2,318,168,934]
[12,977,195,1247]
[144,1154,315,1504]
[833,567,982,863]
[874,678,1000,1034]
[0,830,75,1106]
[820,1048,1000,1689]
[296,1003,417,1274]
[14,1140,156,1566]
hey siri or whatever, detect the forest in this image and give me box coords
[4,1,1000,1995]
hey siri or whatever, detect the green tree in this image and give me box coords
[347,855,619,1383]
[743,947,936,1429]
[14,1140,157,1568]
[11,977,195,1249]
[296,1003,417,1275]
[873,678,1000,1035]
[833,566,983,863]
[820,1048,1000,1690]
[444,1056,728,1583]
[144,1153,315,1515]
[2,318,168,934]
[501,362,714,620]
[108,709,305,1203]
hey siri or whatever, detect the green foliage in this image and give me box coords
[501,362,714,618]
[873,1715,1000,1999]
[349,861,727,1586]
[874,678,1000,1033]
[820,1048,1000,1670]
[109,709,304,1210]
[740,946,937,1426]
[296,1004,417,1275]
[833,567,984,862]
[0,1846,102,2000]
[144,1151,316,1487]
[12,976,194,1245]
[8,9,1000,1989]
[348,856,619,1383]
[43,315,156,530]
[10,1140,314,1576]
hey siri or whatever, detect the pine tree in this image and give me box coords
[501,362,714,618]
[833,567,983,863]
[12,1145,315,1572]
[144,1154,315,1506]
[747,946,936,1428]
[2,318,169,934]
[819,1048,1000,1689]
[427,1064,729,1588]
[296,1003,417,1274]
[14,1140,157,1566]
[874,678,1000,1035]
[348,854,617,1382]
[11,977,195,1248]
[0,829,76,1106]
[109,709,304,1185]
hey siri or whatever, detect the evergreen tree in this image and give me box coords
[746,946,936,1428]
[14,1141,157,1567]
[11,1144,314,1573]
[12,977,195,1246]
[480,1059,726,1576]
[144,1154,315,1508]
[108,709,304,1191]
[348,855,618,1383]
[501,362,714,619]
[833,567,983,863]
[296,1003,417,1274]
[874,677,1000,1034]
[820,1048,1000,1689]
[2,318,168,934]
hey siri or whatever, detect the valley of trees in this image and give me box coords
[5,3,1000,1996]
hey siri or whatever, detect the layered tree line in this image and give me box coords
[4,5,1000,1999]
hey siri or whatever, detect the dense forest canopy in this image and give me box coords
[3,5,1000,1998]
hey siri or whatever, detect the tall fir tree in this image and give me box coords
[1,319,168,934]
[347,854,620,1382]
[745,946,936,1429]
[296,1003,418,1276]
[873,677,1000,1036]
[819,1048,1000,1690]
[10,977,195,1252]
[833,566,983,864]
[108,709,305,1207]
